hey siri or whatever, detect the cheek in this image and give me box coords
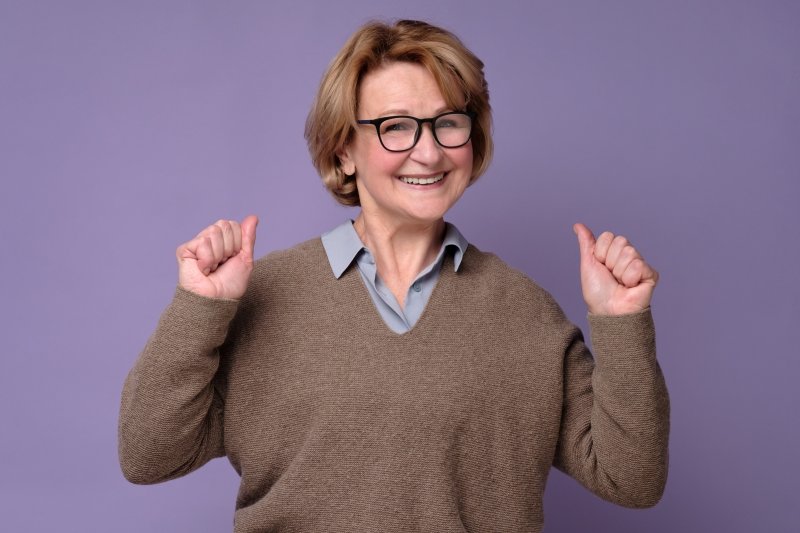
[369,150,409,176]
[354,141,398,172]
[451,146,474,177]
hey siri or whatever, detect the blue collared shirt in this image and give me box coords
[321,220,468,334]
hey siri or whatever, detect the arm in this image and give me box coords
[118,288,238,483]
[118,216,258,484]
[554,309,669,507]
[553,224,669,507]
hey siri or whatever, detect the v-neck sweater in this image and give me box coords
[119,238,669,532]
[321,219,468,333]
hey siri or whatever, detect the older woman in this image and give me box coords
[119,19,668,532]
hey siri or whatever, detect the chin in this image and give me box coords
[400,206,452,224]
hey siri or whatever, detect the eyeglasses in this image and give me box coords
[356,111,474,152]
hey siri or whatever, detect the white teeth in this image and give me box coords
[400,174,444,185]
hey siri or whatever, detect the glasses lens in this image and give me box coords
[378,117,418,151]
[434,113,472,147]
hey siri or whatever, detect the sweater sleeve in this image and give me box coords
[553,308,670,508]
[118,286,240,484]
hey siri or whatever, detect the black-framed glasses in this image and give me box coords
[356,111,474,152]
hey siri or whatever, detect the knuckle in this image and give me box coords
[197,237,211,254]
[206,237,221,255]
[201,227,221,243]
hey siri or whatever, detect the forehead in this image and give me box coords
[357,62,447,116]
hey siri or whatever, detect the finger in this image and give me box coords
[622,257,659,287]
[594,231,615,263]
[640,260,659,285]
[204,225,225,266]
[612,245,640,281]
[619,258,644,288]
[604,235,629,270]
[240,215,259,263]
[572,223,596,264]
[229,220,243,254]
[195,236,219,276]
[213,220,236,259]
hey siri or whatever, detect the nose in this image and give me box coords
[409,123,443,164]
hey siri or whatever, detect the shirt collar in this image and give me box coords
[321,220,468,279]
[442,221,468,272]
[321,220,367,279]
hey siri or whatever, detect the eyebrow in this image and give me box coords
[371,106,453,117]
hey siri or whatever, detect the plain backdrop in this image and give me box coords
[1,1,798,531]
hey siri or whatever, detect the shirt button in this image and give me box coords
[412,283,421,292]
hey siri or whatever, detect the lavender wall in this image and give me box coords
[2,1,798,531]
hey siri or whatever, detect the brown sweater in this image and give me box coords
[119,239,669,532]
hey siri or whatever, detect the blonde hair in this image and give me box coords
[305,19,493,206]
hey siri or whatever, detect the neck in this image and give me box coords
[353,213,445,308]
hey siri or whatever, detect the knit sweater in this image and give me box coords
[119,238,669,532]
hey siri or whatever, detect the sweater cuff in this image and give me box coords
[587,308,656,371]
[154,286,241,353]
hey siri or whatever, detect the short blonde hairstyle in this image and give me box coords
[305,19,493,206]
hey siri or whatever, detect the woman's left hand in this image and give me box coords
[573,223,659,315]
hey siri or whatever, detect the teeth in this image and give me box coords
[400,174,444,185]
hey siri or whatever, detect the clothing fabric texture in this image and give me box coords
[118,238,670,533]
[321,219,467,333]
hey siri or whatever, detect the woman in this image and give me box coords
[119,19,668,532]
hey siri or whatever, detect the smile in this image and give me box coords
[398,173,444,185]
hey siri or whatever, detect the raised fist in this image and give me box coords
[176,215,258,300]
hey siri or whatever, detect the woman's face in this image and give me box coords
[339,62,473,228]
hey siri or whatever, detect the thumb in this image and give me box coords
[240,215,259,262]
[572,222,596,264]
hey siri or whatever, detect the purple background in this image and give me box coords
[1,1,798,531]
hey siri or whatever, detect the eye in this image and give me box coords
[385,123,410,132]
[435,113,469,129]
[380,118,415,134]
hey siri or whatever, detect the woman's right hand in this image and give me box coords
[176,215,258,300]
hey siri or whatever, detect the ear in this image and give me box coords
[337,146,356,176]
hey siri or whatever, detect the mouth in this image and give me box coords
[398,173,445,186]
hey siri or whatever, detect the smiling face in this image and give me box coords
[338,62,474,229]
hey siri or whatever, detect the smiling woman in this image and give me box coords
[305,19,493,208]
[339,62,474,273]
[118,19,669,533]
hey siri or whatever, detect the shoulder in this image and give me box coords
[461,244,569,325]
[243,237,328,300]
[254,237,326,277]
[255,237,325,272]
[226,237,331,334]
